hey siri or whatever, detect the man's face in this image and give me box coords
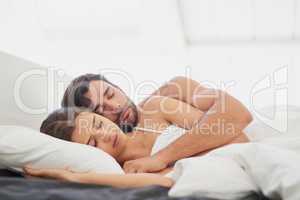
[85,80,138,132]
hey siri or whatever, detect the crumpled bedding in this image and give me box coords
[168,134,300,200]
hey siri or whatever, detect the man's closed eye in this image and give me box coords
[107,88,115,100]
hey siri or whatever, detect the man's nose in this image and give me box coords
[105,101,122,112]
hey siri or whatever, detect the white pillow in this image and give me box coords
[168,156,257,200]
[0,126,124,174]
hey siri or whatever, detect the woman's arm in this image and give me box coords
[78,172,173,188]
[24,167,173,188]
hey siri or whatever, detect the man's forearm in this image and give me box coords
[153,91,252,165]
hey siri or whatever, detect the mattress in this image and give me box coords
[0,175,270,200]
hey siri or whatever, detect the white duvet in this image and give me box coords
[168,134,300,200]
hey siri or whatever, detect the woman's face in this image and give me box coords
[71,112,128,159]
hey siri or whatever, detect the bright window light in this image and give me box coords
[179,0,298,43]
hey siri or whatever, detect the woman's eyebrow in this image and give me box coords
[92,116,96,128]
[86,136,92,145]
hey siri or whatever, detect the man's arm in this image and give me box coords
[124,90,252,173]
[145,76,206,106]
[154,90,253,165]
[141,76,229,114]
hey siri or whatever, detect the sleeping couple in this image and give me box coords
[25,74,253,188]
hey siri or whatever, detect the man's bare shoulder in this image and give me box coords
[139,95,168,111]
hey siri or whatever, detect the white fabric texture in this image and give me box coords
[168,133,300,200]
[168,155,257,199]
[0,125,124,174]
[152,106,300,199]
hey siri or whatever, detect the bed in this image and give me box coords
[0,170,269,200]
[0,51,295,200]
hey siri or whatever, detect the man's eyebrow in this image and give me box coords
[103,86,109,96]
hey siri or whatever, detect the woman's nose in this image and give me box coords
[93,131,109,143]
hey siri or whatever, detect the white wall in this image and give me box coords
[181,0,300,109]
[180,0,300,42]
[0,0,187,93]
[187,43,300,109]
[0,0,299,112]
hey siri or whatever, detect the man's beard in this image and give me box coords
[118,101,139,133]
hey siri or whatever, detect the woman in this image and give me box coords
[27,108,249,188]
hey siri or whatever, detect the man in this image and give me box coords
[61,74,253,173]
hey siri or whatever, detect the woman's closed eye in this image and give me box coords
[95,121,103,129]
[92,116,103,130]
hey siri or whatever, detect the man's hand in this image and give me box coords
[123,156,168,173]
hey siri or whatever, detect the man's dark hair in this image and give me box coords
[61,73,115,108]
[40,107,84,141]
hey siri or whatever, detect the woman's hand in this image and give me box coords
[23,166,83,183]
